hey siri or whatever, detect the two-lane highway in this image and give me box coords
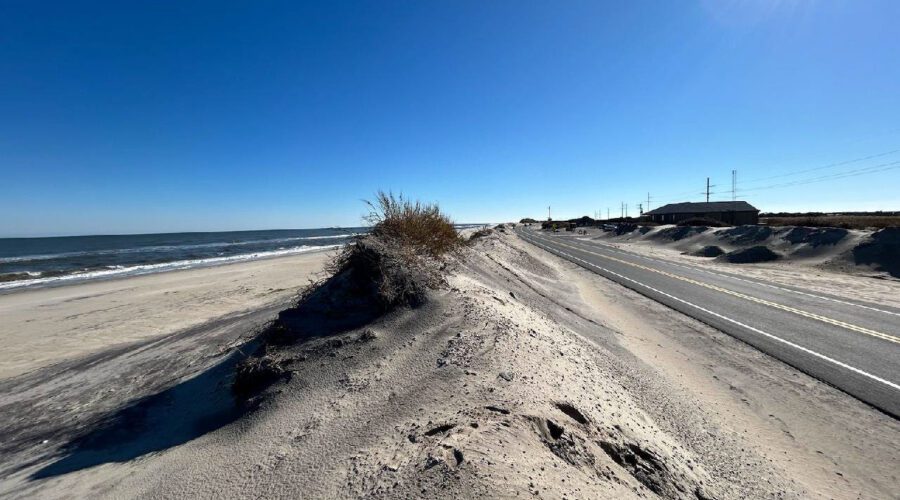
[516,227,900,416]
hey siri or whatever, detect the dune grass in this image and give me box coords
[363,191,463,257]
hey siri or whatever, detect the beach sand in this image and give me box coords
[0,250,333,381]
[2,231,898,498]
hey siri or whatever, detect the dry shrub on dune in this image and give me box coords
[329,235,434,311]
[328,191,463,307]
[362,191,463,258]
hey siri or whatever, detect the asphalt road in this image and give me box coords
[516,227,900,417]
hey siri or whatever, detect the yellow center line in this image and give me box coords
[531,234,900,345]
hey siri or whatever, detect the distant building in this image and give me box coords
[644,201,759,225]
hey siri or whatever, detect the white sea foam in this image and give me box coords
[0,233,361,264]
[0,244,342,291]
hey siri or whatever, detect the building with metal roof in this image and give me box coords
[644,201,759,225]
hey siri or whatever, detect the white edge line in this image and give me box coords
[568,237,900,318]
[520,231,900,393]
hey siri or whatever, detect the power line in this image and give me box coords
[738,160,900,193]
[740,147,900,184]
[647,148,900,205]
[656,188,703,202]
[736,159,900,194]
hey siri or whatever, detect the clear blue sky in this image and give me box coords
[2,1,899,236]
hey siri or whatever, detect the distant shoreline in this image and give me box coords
[0,225,490,292]
[0,228,366,293]
[0,243,342,294]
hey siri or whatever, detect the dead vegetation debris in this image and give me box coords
[231,355,290,400]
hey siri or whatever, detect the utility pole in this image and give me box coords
[625,203,629,218]
[638,203,643,215]
[647,192,651,212]
[706,177,711,203]
[607,208,610,220]
[548,205,551,221]
[731,170,737,201]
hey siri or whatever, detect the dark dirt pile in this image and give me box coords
[783,227,848,247]
[719,226,773,245]
[652,226,708,241]
[614,223,639,236]
[852,227,900,278]
[718,245,780,264]
[690,246,725,258]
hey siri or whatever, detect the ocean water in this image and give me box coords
[0,228,366,291]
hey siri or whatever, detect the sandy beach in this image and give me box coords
[0,250,333,381]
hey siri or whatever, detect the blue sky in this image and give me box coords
[2,1,899,236]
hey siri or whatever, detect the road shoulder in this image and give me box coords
[585,233,900,309]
